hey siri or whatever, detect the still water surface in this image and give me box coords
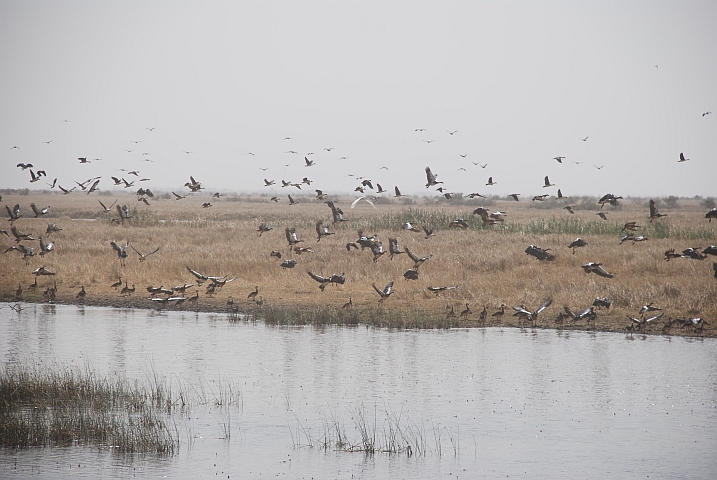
[1,303,716,479]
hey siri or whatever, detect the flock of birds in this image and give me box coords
[3,127,716,335]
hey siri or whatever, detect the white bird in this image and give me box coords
[351,196,376,209]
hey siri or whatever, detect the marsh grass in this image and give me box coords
[1,192,715,336]
[0,362,179,453]
[291,403,457,457]
[0,361,244,452]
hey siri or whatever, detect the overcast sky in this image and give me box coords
[1,1,715,199]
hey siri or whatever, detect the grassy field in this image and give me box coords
[1,190,716,336]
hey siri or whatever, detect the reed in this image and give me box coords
[0,362,178,453]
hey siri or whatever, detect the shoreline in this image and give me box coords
[3,295,712,339]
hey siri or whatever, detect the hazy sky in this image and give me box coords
[1,1,715,198]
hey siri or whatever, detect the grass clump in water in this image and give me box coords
[0,362,179,454]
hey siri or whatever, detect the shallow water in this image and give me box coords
[1,303,716,479]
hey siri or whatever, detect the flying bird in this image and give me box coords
[678,152,689,162]
[543,175,555,188]
[554,156,565,163]
[372,281,394,303]
[425,167,442,188]
[486,177,496,186]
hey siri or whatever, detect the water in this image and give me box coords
[1,303,716,479]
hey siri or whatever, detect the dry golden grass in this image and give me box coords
[1,191,715,336]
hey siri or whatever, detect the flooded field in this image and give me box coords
[1,303,716,479]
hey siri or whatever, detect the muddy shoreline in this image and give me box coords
[3,294,712,339]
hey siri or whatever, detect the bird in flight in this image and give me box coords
[678,152,690,162]
[324,147,334,151]
[486,176,496,186]
[422,140,434,144]
[703,112,712,116]
[554,156,565,163]
[146,127,156,131]
[459,154,467,158]
[182,150,193,154]
[581,136,589,141]
[447,130,458,135]
[543,175,555,188]
[594,165,604,170]
[305,157,315,167]
[415,128,425,131]
[42,140,53,144]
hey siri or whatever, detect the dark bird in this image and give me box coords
[703,112,712,116]
[6,204,21,224]
[422,225,435,239]
[316,220,334,241]
[568,238,587,254]
[86,179,100,194]
[280,259,297,269]
[543,175,555,187]
[447,130,458,135]
[556,189,564,199]
[405,247,432,269]
[376,184,386,194]
[111,241,129,266]
[592,297,612,310]
[172,192,186,200]
[131,245,160,262]
[38,237,54,257]
[202,202,212,208]
[594,165,604,170]
[288,195,298,205]
[388,237,404,259]
[285,227,302,247]
[525,245,555,261]
[30,203,50,217]
[449,218,469,229]
[581,136,588,141]
[509,193,520,201]
[486,176,496,186]
[10,226,34,243]
[326,200,346,224]
[678,152,689,162]
[394,186,405,197]
[581,262,614,278]
[45,223,62,236]
[702,245,717,256]
[596,212,608,220]
[270,250,282,259]
[403,269,419,280]
[427,285,459,295]
[554,156,565,163]
[304,157,315,167]
[564,205,575,214]
[186,266,227,285]
[16,163,33,170]
[425,167,442,188]
[258,222,272,236]
[58,185,75,194]
[372,281,394,303]
[97,200,117,213]
[622,222,641,231]
[342,297,353,309]
[706,208,717,222]
[648,199,667,222]
[78,157,90,163]
[532,194,549,202]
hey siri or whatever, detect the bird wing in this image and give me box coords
[110,241,122,253]
[307,271,327,283]
[372,283,384,296]
[383,282,394,295]
[404,247,420,262]
[285,228,292,243]
[351,197,364,209]
[645,312,664,323]
[147,247,160,256]
[594,265,614,278]
[395,186,401,196]
[186,266,208,281]
[425,167,435,183]
[535,299,553,315]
